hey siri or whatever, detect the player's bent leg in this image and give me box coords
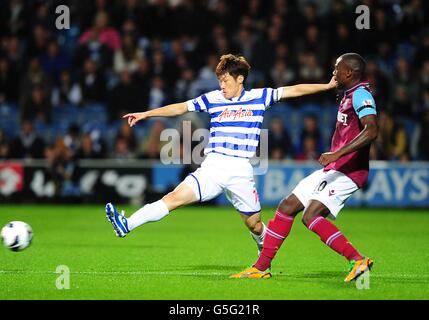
[278,194,305,217]
[303,199,372,281]
[252,194,303,271]
[301,200,330,226]
[161,181,199,211]
[240,211,263,235]
[240,212,265,255]
[231,194,304,278]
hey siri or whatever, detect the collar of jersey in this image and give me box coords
[344,81,370,95]
[228,89,246,102]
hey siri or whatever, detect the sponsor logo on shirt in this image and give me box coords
[364,99,373,106]
[337,111,348,126]
[218,107,254,121]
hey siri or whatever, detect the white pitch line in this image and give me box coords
[1,270,428,279]
[0,270,229,276]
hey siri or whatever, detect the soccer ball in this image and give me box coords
[1,221,33,251]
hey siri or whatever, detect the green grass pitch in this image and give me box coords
[0,205,428,300]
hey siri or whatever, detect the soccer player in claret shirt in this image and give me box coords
[105,54,336,255]
[231,53,378,282]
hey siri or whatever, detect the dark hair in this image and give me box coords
[215,54,251,82]
[340,53,366,80]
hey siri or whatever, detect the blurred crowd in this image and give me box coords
[0,0,429,168]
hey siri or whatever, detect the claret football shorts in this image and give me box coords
[292,169,359,219]
[184,152,261,215]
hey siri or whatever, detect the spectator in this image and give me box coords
[389,85,415,119]
[112,135,135,159]
[300,113,322,153]
[21,85,52,123]
[44,137,78,196]
[418,60,429,91]
[417,110,429,160]
[233,27,257,62]
[270,59,295,88]
[151,49,177,87]
[27,24,50,58]
[78,11,121,51]
[148,76,168,110]
[414,33,429,69]
[366,59,389,108]
[9,120,45,159]
[108,70,143,121]
[74,26,113,70]
[115,0,144,29]
[268,118,292,160]
[0,0,29,37]
[0,56,20,103]
[375,111,409,161]
[79,58,106,103]
[297,52,325,83]
[296,24,328,66]
[195,54,219,94]
[113,34,144,73]
[139,120,166,159]
[4,35,24,66]
[295,136,319,161]
[63,124,81,159]
[330,23,356,58]
[75,133,101,159]
[19,57,51,103]
[116,122,137,152]
[39,39,71,82]
[418,89,429,115]
[175,68,198,101]
[51,69,82,106]
[0,128,9,159]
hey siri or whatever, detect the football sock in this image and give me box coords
[306,215,364,261]
[250,222,266,249]
[254,210,295,271]
[127,200,170,231]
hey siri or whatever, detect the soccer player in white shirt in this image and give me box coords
[106,54,336,255]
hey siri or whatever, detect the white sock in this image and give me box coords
[250,222,266,249]
[127,200,170,231]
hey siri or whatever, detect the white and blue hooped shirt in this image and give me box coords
[186,88,283,159]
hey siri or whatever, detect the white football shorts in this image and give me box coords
[292,169,359,219]
[183,152,261,215]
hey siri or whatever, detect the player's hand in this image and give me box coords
[327,76,338,89]
[318,151,340,166]
[122,112,148,127]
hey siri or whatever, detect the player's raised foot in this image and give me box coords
[230,267,272,279]
[105,203,130,237]
[344,257,373,282]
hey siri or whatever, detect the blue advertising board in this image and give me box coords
[153,162,429,208]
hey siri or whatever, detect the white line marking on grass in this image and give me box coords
[0,270,230,276]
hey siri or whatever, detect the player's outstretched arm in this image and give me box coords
[122,102,188,127]
[280,76,337,100]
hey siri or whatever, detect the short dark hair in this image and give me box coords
[215,54,251,82]
[340,53,366,80]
